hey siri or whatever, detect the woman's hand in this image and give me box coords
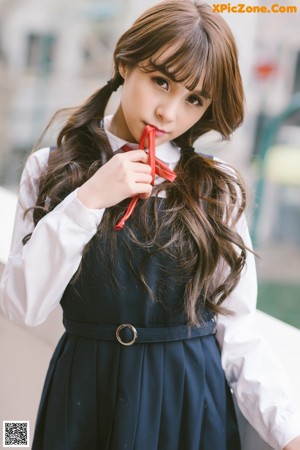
[77,150,153,209]
[283,436,300,450]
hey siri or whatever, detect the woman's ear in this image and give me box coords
[118,63,127,79]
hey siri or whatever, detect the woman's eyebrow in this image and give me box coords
[191,88,210,99]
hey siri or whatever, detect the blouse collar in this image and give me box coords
[103,115,181,164]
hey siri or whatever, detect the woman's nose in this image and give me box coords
[155,98,179,123]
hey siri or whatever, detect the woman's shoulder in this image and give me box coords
[27,146,51,166]
[23,147,51,179]
[193,150,236,176]
[211,154,239,179]
[195,150,214,160]
[19,147,52,195]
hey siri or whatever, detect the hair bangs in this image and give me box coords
[146,36,213,95]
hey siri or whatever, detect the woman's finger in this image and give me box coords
[122,149,149,163]
[134,173,153,184]
[131,162,152,174]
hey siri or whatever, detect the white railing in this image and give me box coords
[0,187,299,449]
[0,186,18,264]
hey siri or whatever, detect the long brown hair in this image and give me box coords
[28,0,247,325]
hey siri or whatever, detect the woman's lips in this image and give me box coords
[148,124,166,136]
[155,129,166,137]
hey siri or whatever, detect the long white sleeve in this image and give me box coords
[0,148,105,326]
[216,214,300,449]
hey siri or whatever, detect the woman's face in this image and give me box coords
[110,54,212,145]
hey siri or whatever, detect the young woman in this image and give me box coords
[1,1,300,449]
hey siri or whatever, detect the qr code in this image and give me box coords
[3,421,29,448]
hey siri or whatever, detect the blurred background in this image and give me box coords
[0,0,299,325]
[0,1,300,447]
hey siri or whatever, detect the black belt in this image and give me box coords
[63,317,216,346]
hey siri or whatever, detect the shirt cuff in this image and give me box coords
[57,189,105,232]
[272,405,300,450]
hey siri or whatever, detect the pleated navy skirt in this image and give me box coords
[32,200,241,450]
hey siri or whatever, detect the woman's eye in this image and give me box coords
[187,95,203,106]
[153,77,169,90]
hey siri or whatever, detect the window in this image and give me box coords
[26,33,56,74]
[293,50,300,94]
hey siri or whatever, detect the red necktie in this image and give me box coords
[114,125,177,230]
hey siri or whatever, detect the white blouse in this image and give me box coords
[1,116,300,449]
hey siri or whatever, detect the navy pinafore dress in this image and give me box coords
[32,198,241,450]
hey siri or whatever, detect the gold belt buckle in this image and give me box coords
[116,324,138,346]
